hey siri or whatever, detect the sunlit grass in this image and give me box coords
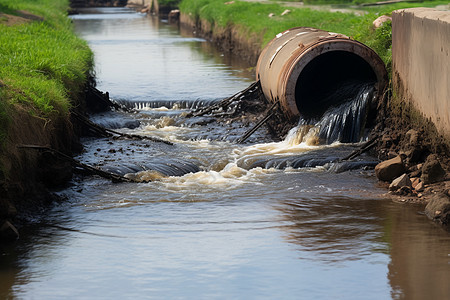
[0,0,93,145]
[0,22,92,113]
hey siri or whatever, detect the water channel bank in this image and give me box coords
[0,0,93,240]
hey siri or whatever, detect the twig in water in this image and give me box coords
[341,136,379,161]
[236,101,279,144]
[71,111,173,145]
[186,81,261,118]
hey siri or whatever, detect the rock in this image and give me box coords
[268,13,275,18]
[409,163,423,177]
[389,173,412,191]
[411,177,420,188]
[0,221,19,241]
[381,134,394,149]
[404,147,424,164]
[421,154,446,184]
[375,155,405,182]
[397,186,413,195]
[373,15,392,29]
[401,129,426,163]
[406,129,419,145]
[415,181,424,192]
[387,151,398,159]
[425,193,450,226]
[409,168,421,178]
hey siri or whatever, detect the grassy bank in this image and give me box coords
[0,0,93,147]
[179,0,447,73]
[0,0,93,195]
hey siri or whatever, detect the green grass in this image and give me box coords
[158,0,182,6]
[0,0,93,143]
[180,0,361,42]
[273,0,444,5]
[179,0,447,74]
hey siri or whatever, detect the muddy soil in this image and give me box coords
[373,99,450,205]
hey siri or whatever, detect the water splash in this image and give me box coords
[288,82,375,145]
[114,99,221,111]
[88,82,377,181]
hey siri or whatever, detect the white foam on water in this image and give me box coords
[134,162,276,192]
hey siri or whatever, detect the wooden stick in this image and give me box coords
[341,136,378,161]
[236,101,279,144]
[87,85,129,112]
[186,81,261,118]
[71,111,173,145]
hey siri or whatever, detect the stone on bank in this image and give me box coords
[425,192,450,227]
[389,173,412,191]
[421,154,446,184]
[375,155,405,182]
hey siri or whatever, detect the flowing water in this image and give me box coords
[1,7,450,299]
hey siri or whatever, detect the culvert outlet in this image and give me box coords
[256,27,388,120]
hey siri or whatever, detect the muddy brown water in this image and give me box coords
[1,7,450,299]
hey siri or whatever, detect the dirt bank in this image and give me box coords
[0,4,93,241]
[372,76,450,206]
[0,100,85,241]
[180,13,263,66]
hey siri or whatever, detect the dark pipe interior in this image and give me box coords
[295,51,377,119]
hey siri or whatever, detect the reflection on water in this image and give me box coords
[387,204,450,299]
[72,7,253,102]
[1,7,449,299]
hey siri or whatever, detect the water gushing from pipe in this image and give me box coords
[285,82,375,145]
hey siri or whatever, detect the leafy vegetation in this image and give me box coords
[0,0,93,144]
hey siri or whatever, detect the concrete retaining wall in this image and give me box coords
[392,8,450,141]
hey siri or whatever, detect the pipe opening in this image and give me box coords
[295,51,377,119]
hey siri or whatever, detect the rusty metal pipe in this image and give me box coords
[256,27,388,120]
